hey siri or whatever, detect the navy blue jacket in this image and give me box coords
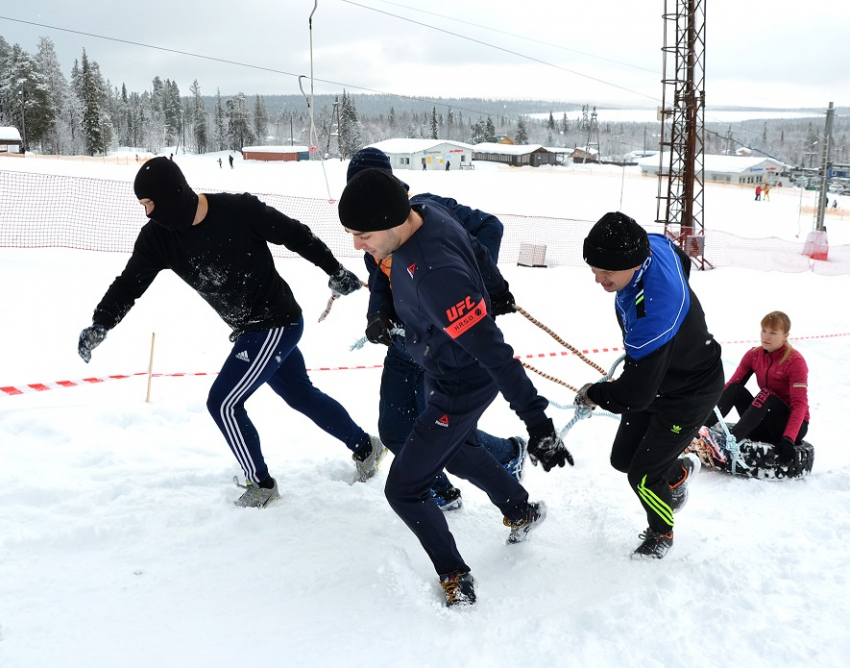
[587,234,723,419]
[364,193,503,321]
[390,202,548,429]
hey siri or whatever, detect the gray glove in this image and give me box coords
[328,266,362,296]
[574,382,597,410]
[78,324,107,363]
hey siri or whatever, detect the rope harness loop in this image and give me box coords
[711,406,751,475]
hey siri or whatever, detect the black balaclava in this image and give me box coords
[133,157,199,231]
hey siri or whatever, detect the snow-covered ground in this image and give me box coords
[1,153,849,668]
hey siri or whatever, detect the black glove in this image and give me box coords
[365,312,395,346]
[490,281,516,317]
[78,324,107,363]
[328,266,362,296]
[776,436,796,465]
[527,418,574,472]
[574,382,597,410]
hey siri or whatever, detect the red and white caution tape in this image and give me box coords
[3,332,848,397]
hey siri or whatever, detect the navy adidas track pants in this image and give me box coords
[384,371,529,576]
[207,318,369,484]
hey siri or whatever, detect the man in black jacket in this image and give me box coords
[577,213,724,559]
[77,157,385,507]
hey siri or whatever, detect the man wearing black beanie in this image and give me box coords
[345,149,525,513]
[577,212,724,559]
[78,157,385,507]
[339,168,573,608]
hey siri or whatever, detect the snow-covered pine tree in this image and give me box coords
[485,117,496,142]
[190,80,207,154]
[165,79,183,146]
[253,95,268,145]
[214,89,226,151]
[34,37,68,154]
[225,92,255,151]
[338,90,362,158]
[516,116,528,144]
[80,50,105,155]
[430,106,438,139]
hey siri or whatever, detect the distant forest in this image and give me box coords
[2,34,847,166]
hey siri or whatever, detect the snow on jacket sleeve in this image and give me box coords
[91,227,166,330]
[243,194,340,275]
[416,265,548,429]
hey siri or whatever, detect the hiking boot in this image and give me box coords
[503,436,528,482]
[233,476,280,508]
[431,486,463,511]
[700,426,728,463]
[631,528,674,560]
[504,501,547,545]
[353,435,388,483]
[439,570,476,608]
[670,454,701,513]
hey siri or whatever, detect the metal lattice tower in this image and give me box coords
[656,0,707,267]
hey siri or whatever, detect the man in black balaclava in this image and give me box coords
[78,157,387,507]
[133,156,199,231]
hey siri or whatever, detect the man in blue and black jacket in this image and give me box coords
[577,212,724,560]
[347,148,525,512]
[339,168,573,608]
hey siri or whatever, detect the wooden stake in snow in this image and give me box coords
[145,332,156,403]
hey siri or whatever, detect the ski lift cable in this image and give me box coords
[307,2,333,202]
[0,14,640,129]
[339,0,659,103]
[368,0,658,74]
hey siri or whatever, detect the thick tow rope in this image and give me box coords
[515,306,608,376]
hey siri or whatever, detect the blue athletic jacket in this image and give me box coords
[389,201,548,429]
[587,234,722,417]
[364,193,503,321]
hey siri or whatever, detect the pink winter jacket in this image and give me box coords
[727,345,810,441]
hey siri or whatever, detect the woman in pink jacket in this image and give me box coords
[706,311,810,464]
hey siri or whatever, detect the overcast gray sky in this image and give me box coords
[2,0,847,110]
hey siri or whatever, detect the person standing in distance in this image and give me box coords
[77,157,385,507]
[347,147,526,512]
[339,169,572,607]
[576,212,723,559]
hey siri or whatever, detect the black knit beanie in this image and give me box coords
[338,168,411,232]
[347,147,392,182]
[582,212,650,270]
[133,157,199,231]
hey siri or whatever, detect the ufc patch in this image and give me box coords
[444,296,487,339]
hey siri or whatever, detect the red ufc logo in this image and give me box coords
[446,296,476,323]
